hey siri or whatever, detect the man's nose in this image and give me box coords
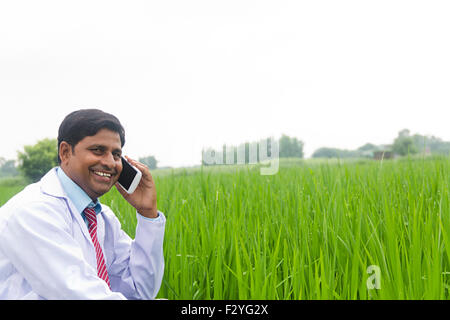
[100,153,116,170]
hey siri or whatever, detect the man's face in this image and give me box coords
[60,128,123,200]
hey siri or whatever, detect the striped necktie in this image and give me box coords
[83,207,111,288]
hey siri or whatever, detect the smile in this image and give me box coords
[91,170,114,178]
[94,171,111,177]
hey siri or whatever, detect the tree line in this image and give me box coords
[201,129,450,166]
[1,129,450,182]
[311,129,450,159]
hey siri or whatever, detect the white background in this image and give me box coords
[1,1,449,167]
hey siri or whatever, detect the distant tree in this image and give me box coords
[398,129,411,138]
[279,135,304,158]
[355,143,381,158]
[17,138,58,182]
[312,147,342,158]
[357,143,378,152]
[411,134,450,156]
[392,129,418,156]
[138,155,158,170]
[312,147,361,158]
[0,158,19,177]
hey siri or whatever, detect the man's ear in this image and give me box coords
[59,141,73,165]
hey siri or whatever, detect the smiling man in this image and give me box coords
[0,109,166,299]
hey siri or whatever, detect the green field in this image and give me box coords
[1,156,450,299]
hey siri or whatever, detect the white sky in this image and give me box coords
[1,0,449,168]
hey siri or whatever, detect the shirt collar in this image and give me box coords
[56,167,102,215]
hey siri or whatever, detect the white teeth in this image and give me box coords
[94,171,111,177]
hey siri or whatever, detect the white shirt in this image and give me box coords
[0,168,166,300]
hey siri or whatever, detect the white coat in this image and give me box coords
[0,168,166,299]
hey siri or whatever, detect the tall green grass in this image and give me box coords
[2,156,449,299]
[101,156,450,299]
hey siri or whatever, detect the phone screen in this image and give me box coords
[118,157,138,190]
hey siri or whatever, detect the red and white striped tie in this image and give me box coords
[84,207,111,288]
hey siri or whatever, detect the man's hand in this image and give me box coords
[115,156,158,219]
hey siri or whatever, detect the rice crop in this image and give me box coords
[101,156,450,299]
[2,156,449,299]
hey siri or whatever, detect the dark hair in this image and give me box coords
[57,109,125,164]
